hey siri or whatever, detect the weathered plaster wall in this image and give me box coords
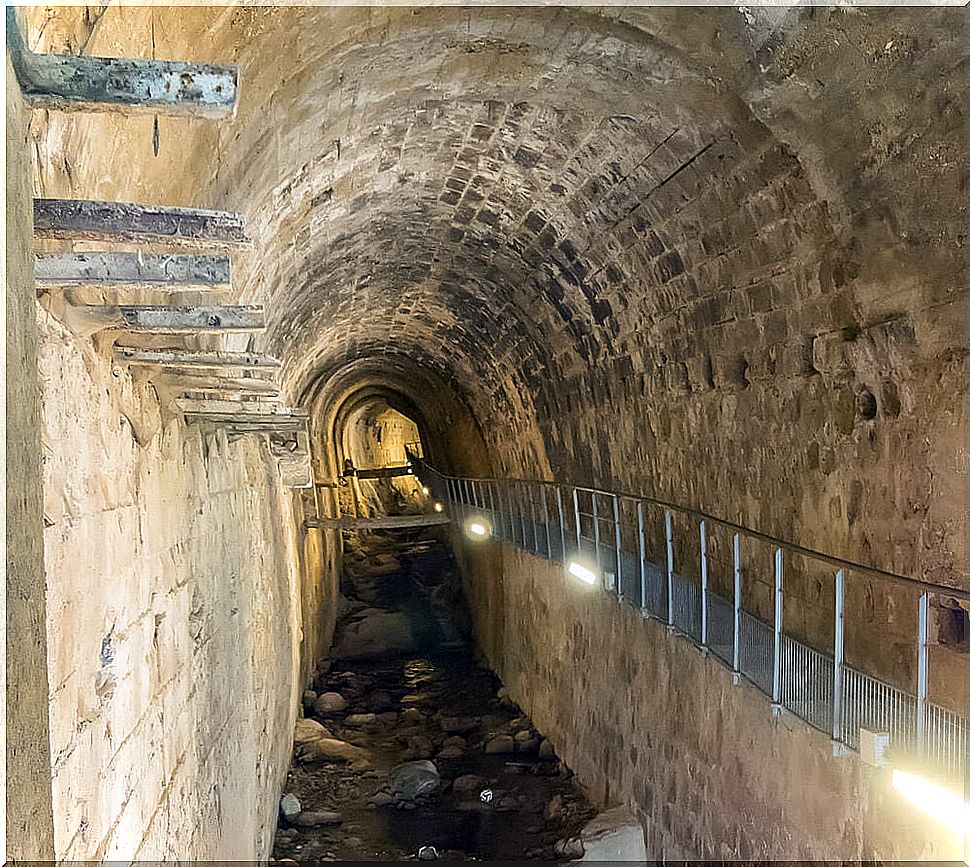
[37,313,306,860]
[463,543,963,861]
[5,52,56,863]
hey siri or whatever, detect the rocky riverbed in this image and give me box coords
[270,529,602,861]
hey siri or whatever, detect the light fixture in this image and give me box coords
[421,486,430,496]
[464,518,492,540]
[891,768,968,836]
[434,502,443,513]
[567,560,599,587]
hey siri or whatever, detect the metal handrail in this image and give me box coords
[407,453,967,784]
[416,465,970,603]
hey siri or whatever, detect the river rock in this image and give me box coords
[293,810,342,827]
[484,734,515,754]
[280,793,301,821]
[401,734,434,759]
[538,738,556,759]
[314,692,348,715]
[388,760,440,800]
[514,730,539,752]
[294,717,332,744]
[344,713,378,727]
[440,715,477,734]
[453,774,484,793]
[297,736,369,765]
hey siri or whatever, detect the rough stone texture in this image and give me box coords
[36,307,308,860]
[5,52,56,863]
[15,5,968,860]
[466,546,963,860]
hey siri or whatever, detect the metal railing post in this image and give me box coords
[488,481,496,528]
[541,484,551,557]
[573,488,582,553]
[832,569,845,745]
[916,591,929,750]
[637,501,646,612]
[732,532,741,682]
[528,482,539,553]
[700,520,708,646]
[591,492,602,571]
[556,485,566,562]
[772,547,784,708]
[612,495,623,600]
[518,482,528,547]
[665,509,674,627]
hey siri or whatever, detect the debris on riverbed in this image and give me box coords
[270,529,602,861]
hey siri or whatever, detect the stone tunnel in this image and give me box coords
[5,4,967,862]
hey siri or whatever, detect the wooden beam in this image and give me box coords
[35,252,230,293]
[73,304,264,333]
[7,9,238,118]
[34,199,248,248]
[306,514,451,530]
[113,348,281,372]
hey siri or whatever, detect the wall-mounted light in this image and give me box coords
[567,559,599,587]
[464,518,492,540]
[434,502,444,513]
[421,486,430,496]
[891,768,968,836]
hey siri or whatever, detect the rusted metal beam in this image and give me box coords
[7,9,238,118]
[175,398,302,416]
[305,514,451,530]
[355,464,413,480]
[73,304,264,333]
[35,252,231,293]
[34,199,248,248]
[184,412,308,432]
[113,348,281,371]
[164,374,279,395]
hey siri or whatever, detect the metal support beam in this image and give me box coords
[637,501,647,612]
[307,513,451,531]
[732,533,742,683]
[665,509,674,628]
[35,252,230,293]
[34,198,248,248]
[7,9,238,118]
[700,520,709,646]
[113,348,280,371]
[75,304,264,333]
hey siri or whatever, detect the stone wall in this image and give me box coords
[36,311,310,860]
[460,542,962,861]
[5,53,56,862]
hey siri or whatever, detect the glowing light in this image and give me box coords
[434,502,444,513]
[465,519,492,540]
[567,560,599,586]
[422,486,430,496]
[891,768,969,835]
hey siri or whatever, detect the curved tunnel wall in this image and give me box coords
[18,4,967,861]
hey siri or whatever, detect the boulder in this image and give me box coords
[279,793,301,822]
[388,760,440,800]
[484,734,515,754]
[437,744,463,759]
[332,611,418,660]
[514,730,539,752]
[401,735,434,760]
[538,738,556,759]
[400,708,425,724]
[344,713,378,727]
[313,692,347,715]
